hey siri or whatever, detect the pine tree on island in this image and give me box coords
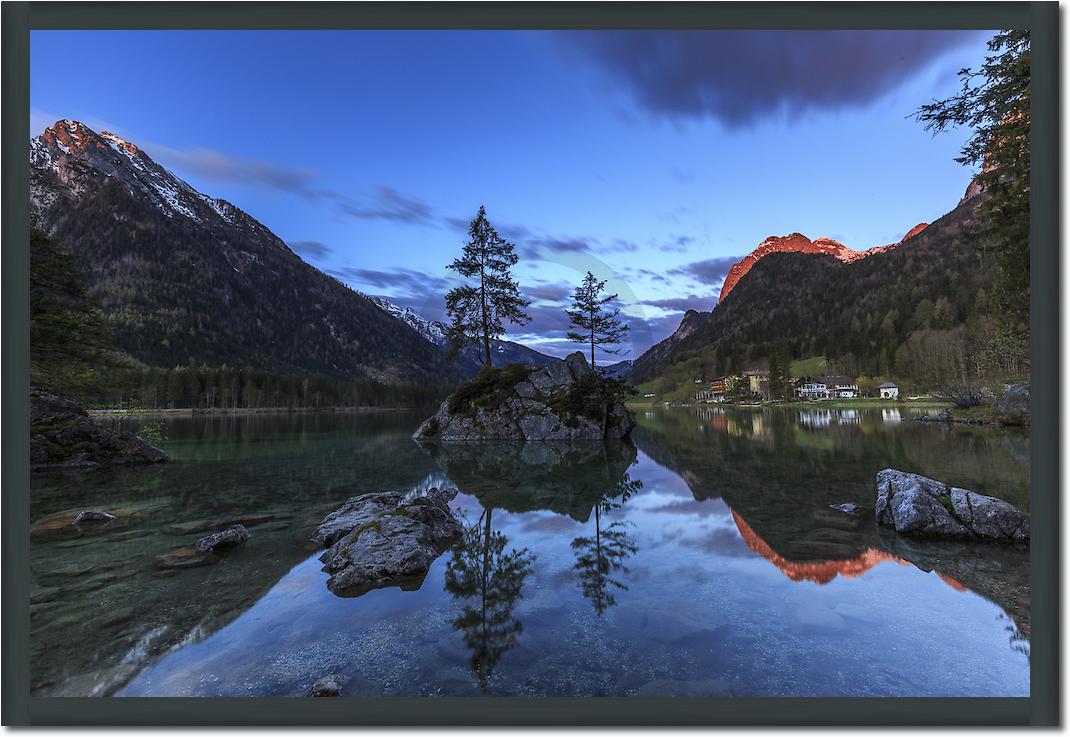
[566,271,629,369]
[444,206,530,369]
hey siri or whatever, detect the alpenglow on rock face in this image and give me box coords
[875,468,1029,542]
[413,352,636,442]
[311,487,463,596]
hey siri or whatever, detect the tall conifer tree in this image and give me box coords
[445,206,530,368]
[565,271,629,368]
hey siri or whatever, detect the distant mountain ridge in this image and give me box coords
[629,190,989,383]
[718,223,929,304]
[30,120,465,385]
[366,296,560,370]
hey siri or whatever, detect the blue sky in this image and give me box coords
[31,30,993,360]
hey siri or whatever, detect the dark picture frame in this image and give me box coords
[2,1,1059,726]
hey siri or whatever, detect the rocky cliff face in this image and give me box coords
[718,224,929,303]
[413,352,635,442]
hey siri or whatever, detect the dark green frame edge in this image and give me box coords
[1,1,1058,727]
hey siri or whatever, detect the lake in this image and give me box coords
[29,405,1030,697]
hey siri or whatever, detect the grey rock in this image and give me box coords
[30,388,168,470]
[195,524,251,554]
[875,468,1028,542]
[312,487,462,596]
[73,510,116,527]
[306,674,345,697]
[998,383,1030,415]
[829,503,867,517]
[413,351,634,442]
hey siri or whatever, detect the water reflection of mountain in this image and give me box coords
[633,408,1031,637]
[29,413,441,697]
[420,441,638,522]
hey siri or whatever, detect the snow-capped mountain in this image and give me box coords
[29,120,465,385]
[366,295,560,370]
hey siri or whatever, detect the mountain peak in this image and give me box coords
[41,119,100,155]
[718,222,930,304]
[100,130,141,155]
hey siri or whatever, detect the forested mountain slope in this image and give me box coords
[630,191,994,383]
[30,120,464,385]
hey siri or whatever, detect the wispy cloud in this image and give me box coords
[667,256,740,284]
[288,240,332,259]
[558,30,984,127]
[339,186,436,225]
[145,143,322,196]
[656,235,695,254]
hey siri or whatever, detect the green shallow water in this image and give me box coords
[29,406,1030,697]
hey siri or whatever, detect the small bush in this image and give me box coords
[447,364,533,417]
[549,373,636,426]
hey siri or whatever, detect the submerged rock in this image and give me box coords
[413,352,635,442]
[829,503,868,517]
[154,545,218,570]
[195,524,251,554]
[306,674,345,697]
[311,487,462,596]
[875,468,1029,542]
[73,510,116,527]
[30,388,168,470]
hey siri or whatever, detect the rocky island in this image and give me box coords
[413,352,635,442]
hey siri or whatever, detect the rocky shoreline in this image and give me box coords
[31,389,168,471]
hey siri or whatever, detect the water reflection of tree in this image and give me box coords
[444,508,535,692]
[571,474,642,616]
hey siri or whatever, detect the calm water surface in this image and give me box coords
[30,406,1030,697]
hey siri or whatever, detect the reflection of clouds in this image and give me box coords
[518,514,582,534]
[646,499,731,518]
[678,527,756,558]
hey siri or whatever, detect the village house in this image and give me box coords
[879,381,900,399]
[695,377,727,403]
[825,376,859,399]
[793,376,859,400]
[741,370,770,400]
[794,376,827,400]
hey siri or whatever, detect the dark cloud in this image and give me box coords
[656,235,695,254]
[148,143,439,227]
[340,186,435,225]
[559,30,983,127]
[288,240,331,259]
[668,256,740,284]
[526,282,573,303]
[329,266,451,294]
[641,293,715,313]
[531,235,595,254]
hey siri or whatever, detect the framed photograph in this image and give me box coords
[2,1,1058,727]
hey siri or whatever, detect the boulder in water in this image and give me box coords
[311,487,462,596]
[195,524,251,554]
[875,468,1029,542]
[73,511,116,527]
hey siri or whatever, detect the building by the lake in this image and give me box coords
[879,381,900,399]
